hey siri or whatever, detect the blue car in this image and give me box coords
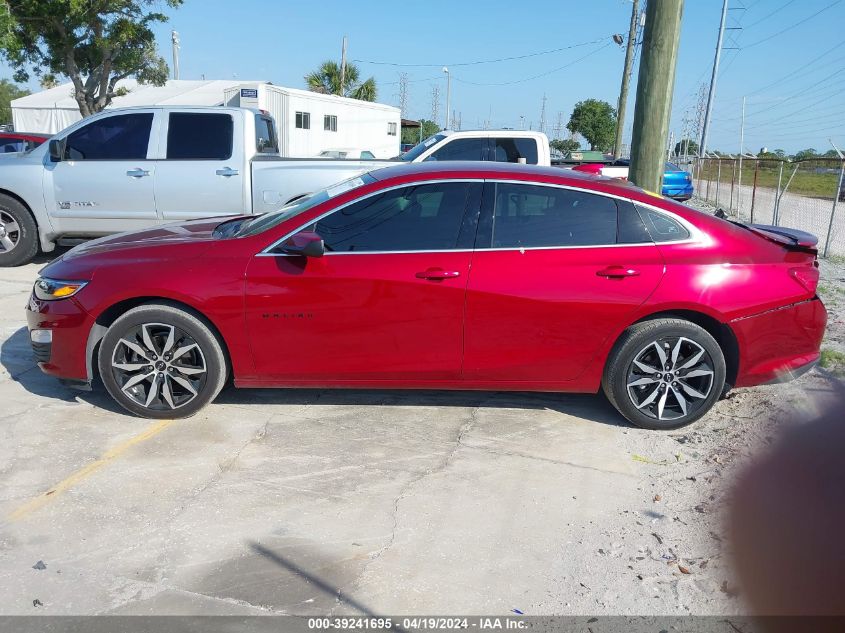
[613,159,694,201]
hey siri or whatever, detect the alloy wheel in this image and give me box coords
[110,322,207,411]
[0,210,20,253]
[625,336,715,422]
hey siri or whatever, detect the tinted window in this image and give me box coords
[490,183,617,248]
[617,200,653,244]
[255,115,278,153]
[426,138,485,161]
[635,205,690,241]
[65,113,153,160]
[0,140,25,153]
[310,182,471,252]
[296,111,310,129]
[167,113,233,160]
[399,134,447,161]
[493,137,539,165]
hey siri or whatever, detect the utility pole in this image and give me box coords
[539,94,547,135]
[699,0,728,157]
[171,30,180,80]
[738,95,746,209]
[398,72,409,119]
[340,36,348,95]
[629,0,685,193]
[442,67,451,130]
[614,0,640,159]
[430,85,440,128]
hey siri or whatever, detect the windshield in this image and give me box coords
[236,173,376,237]
[399,133,447,161]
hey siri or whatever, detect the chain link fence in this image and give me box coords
[691,157,845,258]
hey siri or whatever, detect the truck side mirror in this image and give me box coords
[48,139,65,162]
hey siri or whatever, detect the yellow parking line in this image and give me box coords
[8,419,174,522]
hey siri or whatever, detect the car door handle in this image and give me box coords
[415,268,461,280]
[597,266,640,278]
[216,167,239,177]
[126,168,150,178]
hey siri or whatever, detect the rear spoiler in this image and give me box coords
[747,224,818,253]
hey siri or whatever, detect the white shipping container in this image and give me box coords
[225,84,401,159]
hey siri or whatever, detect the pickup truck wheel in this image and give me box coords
[0,194,39,267]
[98,304,227,419]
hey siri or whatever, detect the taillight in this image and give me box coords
[790,267,819,294]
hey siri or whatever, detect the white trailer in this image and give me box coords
[225,84,401,159]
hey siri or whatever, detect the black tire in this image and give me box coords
[602,318,726,430]
[98,304,227,419]
[0,194,39,267]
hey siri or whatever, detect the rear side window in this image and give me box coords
[426,138,485,161]
[254,115,278,154]
[65,113,153,160]
[311,182,472,252]
[167,113,233,160]
[493,137,539,165]
[617,200,653,244]
[489,183,617,248]
[635,204,690,242]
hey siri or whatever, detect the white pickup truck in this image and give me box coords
[0,106,551,266]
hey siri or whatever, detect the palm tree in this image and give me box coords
[305,60,377,102]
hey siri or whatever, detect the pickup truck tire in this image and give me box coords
[0,194,39,267]
[98,304,228,419]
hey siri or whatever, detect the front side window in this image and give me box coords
[489,183,617,248]
[65,113,153,160]
[296,111,310,129]
[167,113,233,160]
[493,137,539,165]
[306,182,472,252]
[324,114,338,132]
[361,151,375,159]
[426,137,485,161]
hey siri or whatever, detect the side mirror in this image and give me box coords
[280,231,325,258]
[48,139,65,162]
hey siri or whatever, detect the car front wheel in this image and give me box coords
[602,318,726,430]
[98,304,227,419]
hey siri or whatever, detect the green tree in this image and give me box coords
[305,60,377,102]
[550,138,580,154]
[401,119,439,145]
[674,138,699,156]
[566,99,616,152]
[792,148,818,161]
[1,0,182,118]
[0,78,30,125]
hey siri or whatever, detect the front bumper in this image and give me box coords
[731,297,827,388]
[25,292,95,384]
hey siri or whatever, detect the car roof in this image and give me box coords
[369,160,630,188]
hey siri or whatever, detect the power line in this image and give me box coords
[351,35,613,68]
[743,0,798,28]
[741,0,842,49]
[452,42,613,86]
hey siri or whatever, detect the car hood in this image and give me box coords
[62,216,237,260]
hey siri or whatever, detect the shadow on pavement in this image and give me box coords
[3,325,627,427]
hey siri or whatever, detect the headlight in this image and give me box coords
[33,277,88,301]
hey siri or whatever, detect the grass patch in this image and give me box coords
[697,163,842,199]
[820,348,845,376]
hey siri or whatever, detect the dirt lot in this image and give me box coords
[0,240,842,616]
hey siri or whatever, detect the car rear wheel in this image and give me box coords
[602,318,726,430]
[98,304,227,419]
[0,194,39,267]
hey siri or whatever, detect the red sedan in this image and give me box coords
[25,163,826,429]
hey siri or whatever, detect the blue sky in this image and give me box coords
[4,0,844,154]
